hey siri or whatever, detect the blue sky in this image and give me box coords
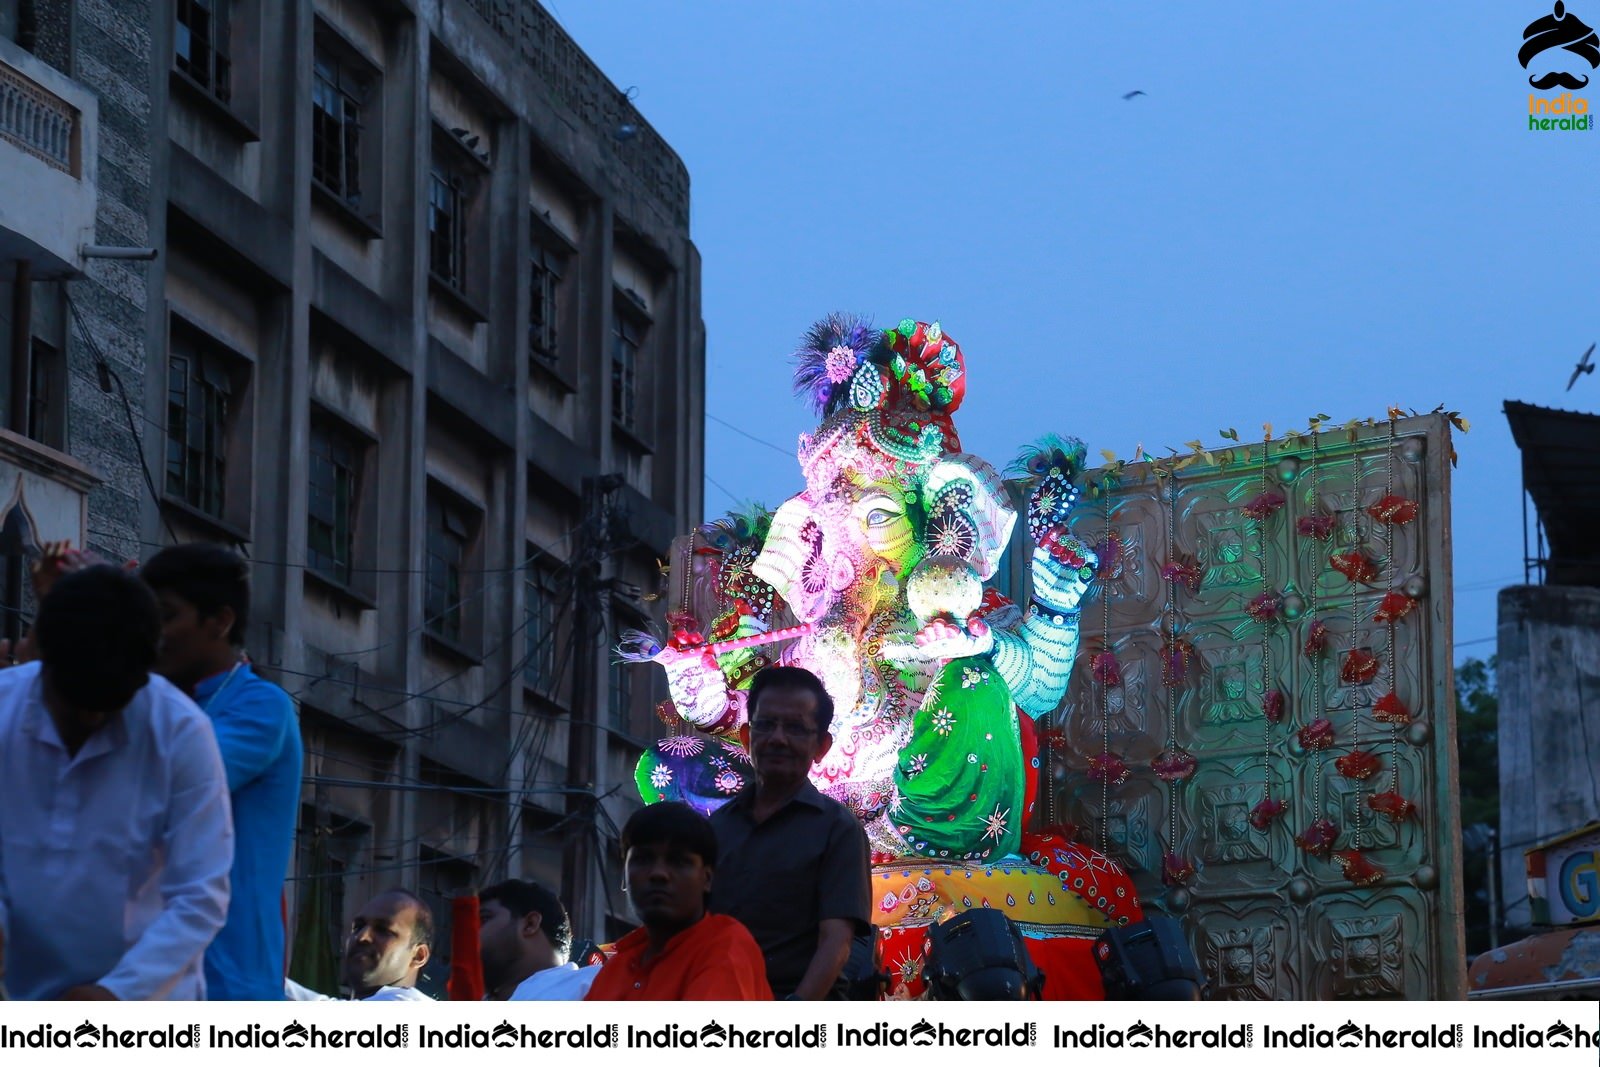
[555,2,1598,664]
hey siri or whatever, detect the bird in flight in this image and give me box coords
[1568,342,1596,391]
[1122,90,1147,100]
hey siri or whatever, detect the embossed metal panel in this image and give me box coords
[1019,415,1465,999]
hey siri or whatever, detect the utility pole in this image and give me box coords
[1487,826,1501,950]
[562,473,624,937]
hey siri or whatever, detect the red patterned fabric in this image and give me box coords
[1020,832,1144,928]
[1018,710,1040,824]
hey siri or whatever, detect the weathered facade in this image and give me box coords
[1497,402,1600,935]
[2,0,701,982]
[1,2,146,641]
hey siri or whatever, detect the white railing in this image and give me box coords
[0,59,76,175]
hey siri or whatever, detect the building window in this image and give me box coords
[425,493,472,644]
[528,242,563,365]
[523,568,558,689]
[609,657,633,734]
[416,846,478,998]
[26,338,63,449]
[308,421,360,586]
[611,311,641,431]
[427,167,465,288]
[175,0,231,102]
[166,323,235,519]
[312,45,369,210]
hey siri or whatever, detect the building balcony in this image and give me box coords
[0,36,97,279]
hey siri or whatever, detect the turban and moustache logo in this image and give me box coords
[1521,1,1600,90]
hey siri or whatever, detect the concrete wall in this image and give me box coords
[1497,584,1600,928]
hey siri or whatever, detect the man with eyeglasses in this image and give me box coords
[708,666,871,1000]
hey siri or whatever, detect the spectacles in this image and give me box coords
[749,719,818,739]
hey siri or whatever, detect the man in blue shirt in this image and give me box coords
[142,544,302,1001]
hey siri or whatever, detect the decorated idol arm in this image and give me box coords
[990,437,1098,717]
[990,542,1094,715]
[654,645,747,733]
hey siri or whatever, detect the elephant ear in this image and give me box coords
[752,496,830,623]
[922,454,1016,580]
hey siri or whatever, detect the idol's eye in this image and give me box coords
[866,508,898,527]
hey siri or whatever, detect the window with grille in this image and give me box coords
[166,322,235,519]
[175,0,232,102]
[611,311,641,431]
[427,168,464,288]
[308,421,360,585]
[425,493,472,644]
[609,656,634,734]
[523,569,559,689]
[528,243,563,364]
[312,45,369,209]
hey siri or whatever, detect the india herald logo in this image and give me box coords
[1521,2,1600,89]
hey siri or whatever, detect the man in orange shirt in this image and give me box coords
[585,802,771,1001]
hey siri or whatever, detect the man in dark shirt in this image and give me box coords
[709,666,872,1000]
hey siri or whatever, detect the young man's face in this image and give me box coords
[152,588,230,688]
[477,898,530,987]
[342,893,429,993]
[625,839,711,932]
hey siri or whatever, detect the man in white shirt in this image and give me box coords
[286,889,435,1001]
[479,879,598,1000]
[0,565,233,1000]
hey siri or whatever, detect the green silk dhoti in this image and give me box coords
[890,655,1024,861]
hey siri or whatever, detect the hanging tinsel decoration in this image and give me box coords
[1297,513,1337,540]
[1330,548,1380,585]
[1250,432,1286,829]
[1304,620,1330,658]
[1367,416,1419,836]
[1092,475,1128,855]
[1249,797,1287,830]
[1368,790,1417,822]
[1088,752,1131,787]
[1090,650,1123,687]
[1296,430,1340,858]
[1373,590,1419,624]
[1335,749,1383,780]
[1159,555,1204,595]
[1159,637,1196,688]
[1367,493,1419,526]
[1373,691,1413,725]
[1298,717,1336,751]
[1335,420,1394,887]
[1340,647,1380,685]
[1296,817,1340,857]
[1243,489,1287,520]
[1156,463,1194,884]
[1333,849,1385,887]
[1245,592,1283,624]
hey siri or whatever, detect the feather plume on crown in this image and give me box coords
[791,313,887,418]
[1008,434,1089,483]
[697,503,774,554]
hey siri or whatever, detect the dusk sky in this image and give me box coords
[555,2,1598,664]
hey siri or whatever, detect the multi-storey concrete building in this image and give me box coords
[0,0,701,985]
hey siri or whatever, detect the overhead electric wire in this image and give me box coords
[706,411,793,458]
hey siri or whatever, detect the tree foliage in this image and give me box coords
[1455,656,1498,954]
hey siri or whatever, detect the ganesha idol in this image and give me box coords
[623,315,1142,997]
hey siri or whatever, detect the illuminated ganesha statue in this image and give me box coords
[626,315,1141,996]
